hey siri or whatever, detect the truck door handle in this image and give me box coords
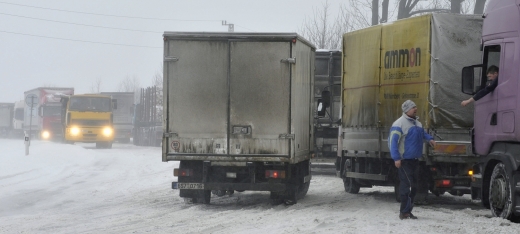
[490,113,497,126]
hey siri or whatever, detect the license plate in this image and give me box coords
[178,183,204,189]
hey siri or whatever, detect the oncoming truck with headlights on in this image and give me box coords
[60,94,117,148]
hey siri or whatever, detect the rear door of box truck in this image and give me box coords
[164,36,291,161]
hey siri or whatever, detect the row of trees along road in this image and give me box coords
[300,0,488,50]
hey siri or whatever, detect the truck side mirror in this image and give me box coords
[317,99,326,117]
[112,99,117,110]
[461,65,483,95]
[38,106,43,117]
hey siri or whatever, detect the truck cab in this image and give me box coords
[61,94,117,149]
[12,100,24,137]
[462,0,520,220]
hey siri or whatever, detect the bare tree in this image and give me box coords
[89,77,102,93]
[372,0,379,25]
[347,0,373,30]
[152,65,163,88]
[381,0,390,23]
[398,0,421,19]
[118,75,141,92]
[474,0,487,14]
[451,0,463,13]
[299,1,353,49]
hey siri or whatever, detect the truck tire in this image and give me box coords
[489,163,514,220]
[296,181,310,200]
[343,159,360,194]
[343,177,360,194]
[269,192,284,205]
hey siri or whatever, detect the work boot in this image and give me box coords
[399,213,418,220]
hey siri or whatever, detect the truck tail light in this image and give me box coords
[468,170,473,176]
[265,170,285,179]
[435,180,452,188]
[174,168,194,177]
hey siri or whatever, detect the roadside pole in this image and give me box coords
[25,94,37,156]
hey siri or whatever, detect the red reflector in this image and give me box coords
[430,167,437,171]
[265,170,286,179]
[174,168,193,177]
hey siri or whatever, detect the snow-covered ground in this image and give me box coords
[1,139,518,233]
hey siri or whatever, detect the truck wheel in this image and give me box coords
[269,192,284,205]
[96,142,102,148]
[106,142,113,149]
[489,163,514,220]
[212,190,227,197]
[296,181,310,200]
[343,177,360,194]
[432,190,445,197]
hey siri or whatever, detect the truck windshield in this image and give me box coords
[69,97,111,112]
[43,106,61,117]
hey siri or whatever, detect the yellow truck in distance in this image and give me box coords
[61,94,117,148]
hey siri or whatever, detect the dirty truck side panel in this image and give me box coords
[291,39,314,162]
[342,25,382,152]
[163,34,314,163]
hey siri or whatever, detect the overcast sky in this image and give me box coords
[0,0,347,103]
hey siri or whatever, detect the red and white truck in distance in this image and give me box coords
[23,87,74,140]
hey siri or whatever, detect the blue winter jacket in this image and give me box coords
[388,114,434,161]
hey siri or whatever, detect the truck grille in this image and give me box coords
[71,119,110,126]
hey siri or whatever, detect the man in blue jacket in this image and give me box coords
[389,100,436,220]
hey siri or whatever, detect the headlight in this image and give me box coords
[102,127,113,137]
[70,127,80,136]
[41,131,50,139]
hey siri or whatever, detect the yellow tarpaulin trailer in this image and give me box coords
[337,13,483,201]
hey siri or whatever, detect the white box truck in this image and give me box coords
[163,32,315,204]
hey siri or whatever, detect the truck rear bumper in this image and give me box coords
[172,182,286,192]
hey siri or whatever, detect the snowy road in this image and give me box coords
[0,139,518,233]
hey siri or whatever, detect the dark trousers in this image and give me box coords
[399,159,418,214]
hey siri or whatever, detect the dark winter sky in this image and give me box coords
[0,0,346,102]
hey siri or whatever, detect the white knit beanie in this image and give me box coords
[402,100,416,113]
